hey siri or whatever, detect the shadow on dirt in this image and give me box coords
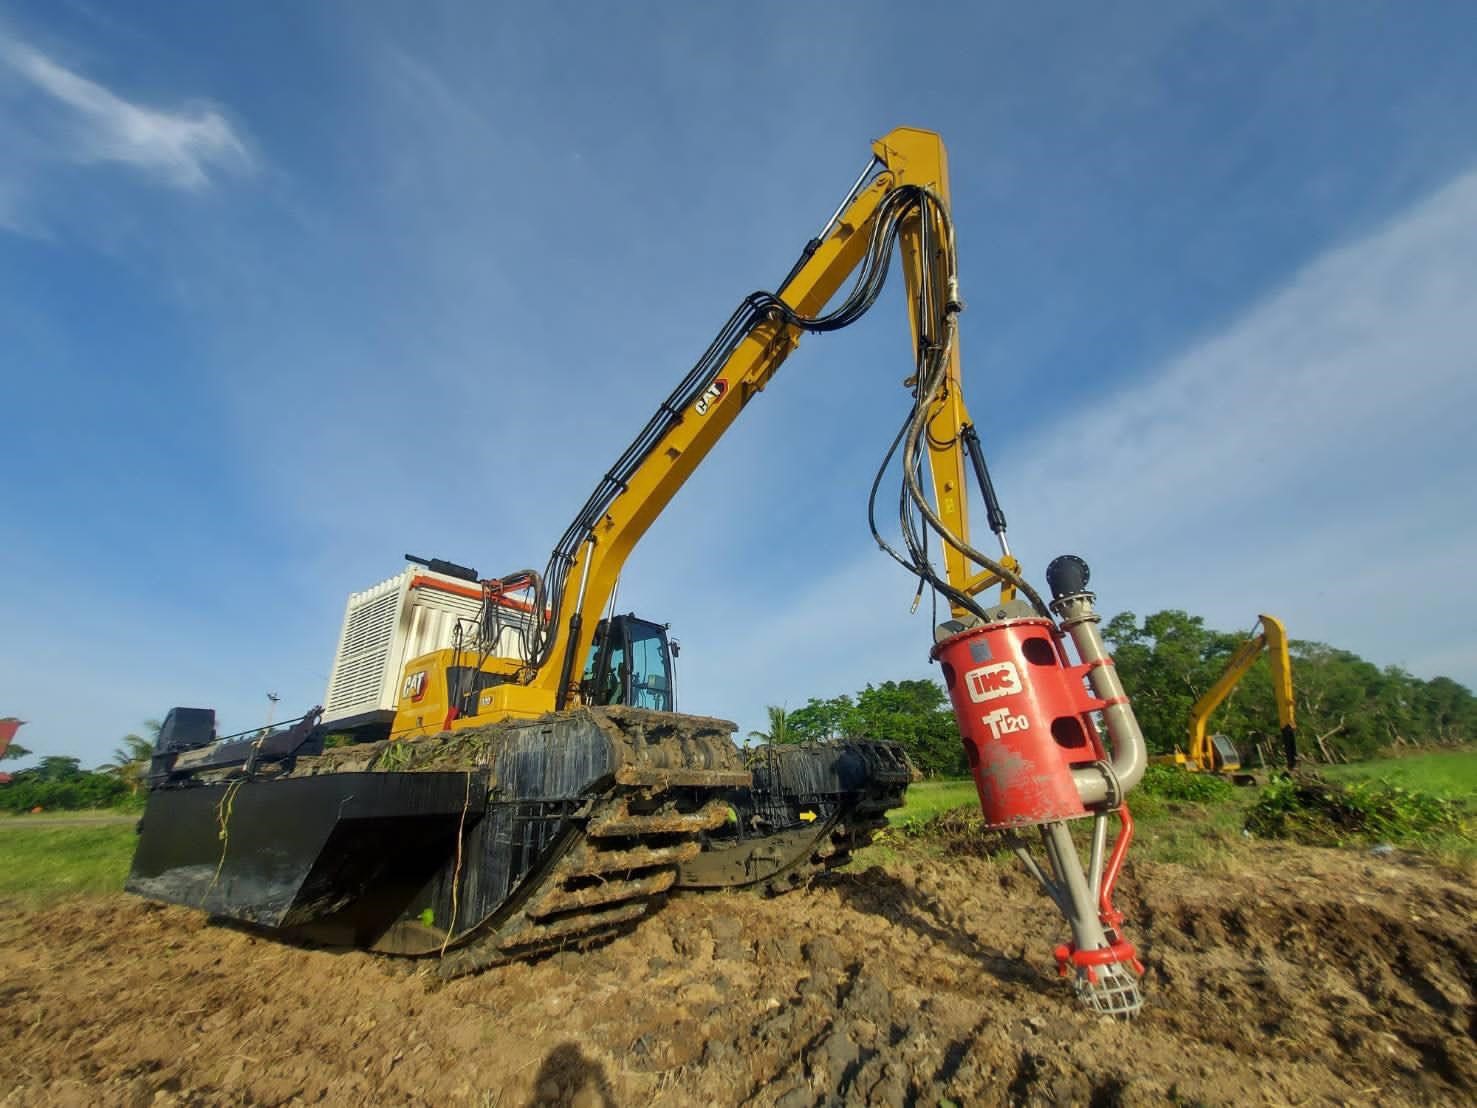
[525,1042,618,1107]
[821,868,1058,996]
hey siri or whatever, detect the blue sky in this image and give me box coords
[3,2,1475,767]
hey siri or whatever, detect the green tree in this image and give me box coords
[0,765,129,811]
[847,680,965,778]
[747,705,795,745]
[105,720,161,796]
[765,680,971,777]
[1416,676,1477,744]
[1,742,29,761]
[1,750,135,811]
[1102,610,1222,754]
[787,695,855,742]
[34,755,84,781]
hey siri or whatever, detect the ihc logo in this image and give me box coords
[964,660,1022,704]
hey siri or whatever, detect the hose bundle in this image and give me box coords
[521,180,1044,675]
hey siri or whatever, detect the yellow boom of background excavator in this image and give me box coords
[1155,614,1298,781]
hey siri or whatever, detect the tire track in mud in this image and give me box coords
[0,841,1471,1106]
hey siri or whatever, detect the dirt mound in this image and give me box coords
[2,841,1472,1106]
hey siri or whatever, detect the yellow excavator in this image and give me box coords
[127,127,1151,1015]
[1155,614,1297,781]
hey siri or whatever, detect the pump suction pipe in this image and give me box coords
[1045,556,1149,809]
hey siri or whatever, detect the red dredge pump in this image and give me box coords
[933,555,1147,1015]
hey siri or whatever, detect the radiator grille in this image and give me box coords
[325,591,399,715]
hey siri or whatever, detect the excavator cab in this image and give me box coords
[1208,733,1243,773]
[580,614,675,711]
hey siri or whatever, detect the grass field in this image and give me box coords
[885,779,979,827]
[880,775,1256,868]
[0,808,138,824]
[0,823,135,906]
[1324,749,1477,807]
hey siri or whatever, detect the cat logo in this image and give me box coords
[402,670,428,702]
[694,378,728,416]
[964,660,1022,704]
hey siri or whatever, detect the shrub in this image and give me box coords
[1245,776,1465,847]
[1137,763,1235,803]
[0,772,130,812]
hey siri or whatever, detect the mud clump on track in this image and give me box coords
[2,842,1472,1106]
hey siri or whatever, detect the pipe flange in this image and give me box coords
[1093,759,1124,810]
[1049,590,1099,626]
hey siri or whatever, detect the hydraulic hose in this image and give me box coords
[523,180,1043,677]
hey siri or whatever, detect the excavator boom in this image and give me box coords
[469,130,1018,722]
[386,128,1026,737]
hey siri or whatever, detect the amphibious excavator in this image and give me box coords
[128,127,1151,1014]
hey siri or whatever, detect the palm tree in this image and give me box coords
[106,719,161,795]
[747,705,792,745]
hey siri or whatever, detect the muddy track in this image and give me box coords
[431,791,731,977]
[1,840,1472,1106]
[133,708,908,970]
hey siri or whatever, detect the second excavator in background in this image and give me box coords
[1154,614,1297,783]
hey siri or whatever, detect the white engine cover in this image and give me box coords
[321,567,531,729]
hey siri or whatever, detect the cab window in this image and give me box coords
[626,623,672,711]
[581,634,625,706]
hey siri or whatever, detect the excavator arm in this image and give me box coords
[468,127,1023,716]
[1263,614,1298,768]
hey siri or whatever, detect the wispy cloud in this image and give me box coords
[1002,169,1477,545]
[0,175,32,234]
[0,33,252,195]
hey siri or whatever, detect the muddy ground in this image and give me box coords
[1,839,1473,1107]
